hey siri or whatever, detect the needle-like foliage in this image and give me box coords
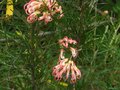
[0,0,120,90]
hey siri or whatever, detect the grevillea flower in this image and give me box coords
[52,58,68,77]
[59,36,77,48]
[24,0,63,24]
[27,11,40,23]
[52,37,81,84]
[52,59,81,84]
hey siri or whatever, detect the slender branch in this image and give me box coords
[30,25,36,90]
[0,31,55,42]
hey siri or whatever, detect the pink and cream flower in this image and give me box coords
[24,0,63,23]
[52,59,81,84]
[52,37,81,83]
[59,36,77,48]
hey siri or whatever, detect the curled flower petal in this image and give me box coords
[59,36,69,48]
[66,62,71,80]
[54,63,67,81]
[67,38,77,45]
[59,13,64,19]
[55,6,62,13]
[58,36,77,48]
[70,47,78,58]
[59,58,68,65]
[70,66,77,84]
[63,36,68,42]
[59,49,65,60]
[72,63,81,79]
[29,1,40,6]
[38,15,44,21]
[38,12,53,24]
[55,72,62,81]
[27,11,40,23]
[27,14,37,23]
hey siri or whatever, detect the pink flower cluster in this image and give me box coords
[59,36,78,58]
[52,36,81,84]
[59,36,77,48]
[24,0,63,23]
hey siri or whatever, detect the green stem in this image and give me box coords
[30,25,36,90]
[73,84,75,90]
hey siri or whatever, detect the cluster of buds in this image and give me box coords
[24,0,63,24]
[59,36,77,48]
[59,36,78,58]
[52,36,81,84]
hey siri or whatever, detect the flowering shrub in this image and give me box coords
[1,0,120,90]
[24,0,81,84]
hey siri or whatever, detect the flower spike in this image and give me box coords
[52,37,81,84]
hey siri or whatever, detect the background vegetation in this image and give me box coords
[0,0,120,90]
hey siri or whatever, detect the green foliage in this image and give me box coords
[0,0,120,90]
